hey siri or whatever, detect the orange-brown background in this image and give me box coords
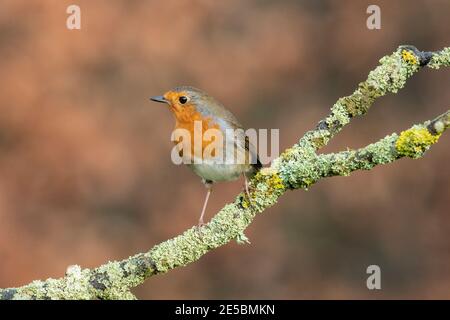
[0,0,449,299]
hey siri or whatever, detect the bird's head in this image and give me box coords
[150,86,216,122]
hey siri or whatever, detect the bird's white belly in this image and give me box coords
[188,161,247,182]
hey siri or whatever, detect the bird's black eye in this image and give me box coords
[179,96,188,104]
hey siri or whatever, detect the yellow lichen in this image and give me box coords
[395,127,440,158]
[401,50,419,65]
[266,173,285,191]
[252,169,286,194]
[241,169,286,208]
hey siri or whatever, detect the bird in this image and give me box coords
[150,86,261,226]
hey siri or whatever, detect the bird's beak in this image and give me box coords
[150,95,168,104]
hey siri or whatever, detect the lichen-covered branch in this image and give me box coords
[316,110,449,178]
[1,46,449,300]
[299,46,447,152]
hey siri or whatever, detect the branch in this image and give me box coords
[318,110,450,178]
[1,46,449,300]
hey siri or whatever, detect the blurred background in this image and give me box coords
[0,0,449,299]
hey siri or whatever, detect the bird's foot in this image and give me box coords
[197,219,205,228]
[196,220,206,238]
[196,219,207,232]
[242,175,253,205]
[242,175,253,207]
[244,184,251,201]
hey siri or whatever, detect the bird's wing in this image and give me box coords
[201,98,262,171]
[218,116,261,171]
[245,135,262,171]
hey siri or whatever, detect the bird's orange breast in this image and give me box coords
[172,104,221,160]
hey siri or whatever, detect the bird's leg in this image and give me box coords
[243,173,251,201]
[235,174,253,219]
[198,180,213,227]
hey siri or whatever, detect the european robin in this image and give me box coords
[150,86,261,226]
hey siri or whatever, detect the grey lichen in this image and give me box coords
[428,47,450,69]
[318,134,400,177]
[1,45,449,300]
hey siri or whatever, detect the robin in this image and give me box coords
[150,86,261,226]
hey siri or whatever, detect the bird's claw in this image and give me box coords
[242,182,253,205]
[197,220,205,228]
